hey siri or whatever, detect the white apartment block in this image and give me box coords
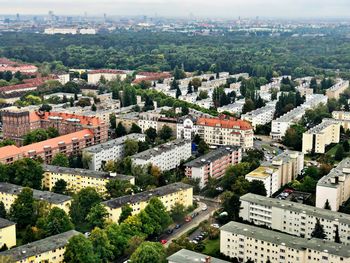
[138,112,160,132]
[82,133,146,171]
[241,101,277,129]
[220,221,350,263]
[316,158,350,211]
[87,70,127,84]
[217,99,245,115]
[196,117,254,149]
[167,249,230,263]
[241,193,350,244]
[296,82,313,96]
[271,94,327,140]
[332,111,350,130]
[177,116,197,140]
[131,139,192,171]
[245,151,304,196]
[302,119,340,154]
[44,28,78,34]
[326,79,350,100]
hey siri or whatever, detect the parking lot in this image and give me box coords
[276,189,311,203]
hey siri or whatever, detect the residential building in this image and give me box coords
[271,94,327,140]
[326,79,349,99]
[196,117,254,149]
[217,99,245,115]
[167,249,230,263]
[0,230,80,263]
[44,27,78,34]
[42,165,135,195]
[245,151,304,196]
[184,146,242,188]
[83,133,146,171]
[240,193,350,244]
[0,57,38,73]
[103,182,193,223]
[296,82,313,96]
[115,112,140,131]
[0,218,16,249]
[131,139,192,171]
[302,119,340,154]
[332,111,350,130]
[0,183,71,214]
[241,101,277,129]
[316,158,350,211]
[177,116,197,140]
[220,221,350,263]
[87,69,127,84]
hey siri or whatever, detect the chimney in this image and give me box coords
[205,256,211,263]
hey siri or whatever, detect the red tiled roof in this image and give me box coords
[0,77,57,93]
[0,145,23,160]
[196,117,253,130]
[29,111,104,126]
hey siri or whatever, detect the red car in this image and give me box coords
[160,239,167,245]
[185,216,192,222]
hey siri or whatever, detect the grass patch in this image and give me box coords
[202,238,220,256]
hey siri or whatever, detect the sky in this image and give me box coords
[0,0,349,19]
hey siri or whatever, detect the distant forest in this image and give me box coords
[1,30,350,78]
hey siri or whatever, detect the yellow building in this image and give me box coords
[0,230,79,263]
[326,80,349,100]
[0,183,71,214]
[103,182,193,223]
[0,218,16,249]
[42,165,135,196]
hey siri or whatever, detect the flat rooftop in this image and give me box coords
[241,193,350,225]
[131,139,190,161]
[103,182,192,209]
[43,165,134,181]
[83,133,145,154]
[305,119,339,134]
[245,165,278,179]
[318,158,350,188]
[221,221,350,258]
[0,230,79,261]
[167,249,230,263]
[0,182,72,204]
[185,146,241,168]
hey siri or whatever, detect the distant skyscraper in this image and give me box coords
[16,13,20,21]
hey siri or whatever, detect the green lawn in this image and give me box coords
[202,238,220,256]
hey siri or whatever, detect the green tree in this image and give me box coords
[119,205,133,224]
[198,90,208,100]
[335,145,345,161]
[51,153,69,167]
[248,180,267,196]
[8,158,44,189]
[130,123,142,134]
[173,66,186,80]
[124,139,139,157]
[116,122,127,138]
[86,203,109,229]
[52,179,68,194]
[106,223,129,258]
[311,218,326,239]
[143,197,172,235]
[335,225,341,243]
[170,203,187,222]
[39,104,52,112]
[343,140,350,152]
[47,127,59,138]
[43,207,74,236]
[324,199,331,210]
[23,128,49,145]
[0,201,6,218]
[158,125,173,141]
[283,124,305,151]
[9,188,35,228]
[90,227,114,263]
[242,99,255,114]
[145,127,157,142]
[106,179,133,198]
[198,140,209,154]
[129,241,166,263]
[91,104,97,111]
[109,114,116,128]
[221,192,241,221]
[64,234,97,263]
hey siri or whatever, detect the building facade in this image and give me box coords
[326,80,350,100]
[167,249,230,263]
[103,182,193,223]
[241,102,276,129]
[0,218,16,249]
[87,69,127,84]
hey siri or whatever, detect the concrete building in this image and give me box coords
[0,218,16,249]
[302,119,340,154]
[83,133,146,171]
[167,249,230,263]
[316,158,350,211]
[103,182,193,223]
[177,116,197,140]
[42,165,134,195]
[241,101,277,129]
[220,221,350,263]
[87,69,127,84]
[217,99,245,115]
[326,79,349,100]
[240,193,350,244]
[245,151,304,196]
[0,183,71,214]
[0,230,80,263]
[332,111,350,130]
[115,112,140,131]
[196,117,253,149]
[44,28,78,34]
[185,147,242,188]
[131,139,192,171]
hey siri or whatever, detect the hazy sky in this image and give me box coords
[0,0,349,19]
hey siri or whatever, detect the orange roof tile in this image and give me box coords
[0,145,23,160]
[196,117,253,130]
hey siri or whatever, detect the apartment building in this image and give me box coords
[271,94,327,140]
[0,57,38,73]
[131,139,192,171]
[332,111,350,130]
[0,218,16,249]
[326,79,350,100]
[83,133,146,171]
[217,99,246,115]
[103,182,193,223]
[177,116,197,140]
[296,82,313,96]
[196,117,253,149]
[87,69,127,84]
[245,151,304,196]
[220,221,350,263]
[115,112,140,131]
[316,158,350,211]
[184,147,242,188]
[167,249,230,263]
[302,119,340,154]
[0,129,94,164]
[241,193,350,244]
[241,101,277,129]
[42,165,135,195]
[0,230,80,263]
[0,183,72,214]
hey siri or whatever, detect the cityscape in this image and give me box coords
[0,1,350,263]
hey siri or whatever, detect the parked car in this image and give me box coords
[202,205,208,211]
[167,228,174,234]
[160,239,167,245]
[185,216,192,222]
[175,224,181,229]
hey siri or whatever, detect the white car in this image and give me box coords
[202,205,208,211]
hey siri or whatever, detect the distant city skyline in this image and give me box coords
[0,0,350,19]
